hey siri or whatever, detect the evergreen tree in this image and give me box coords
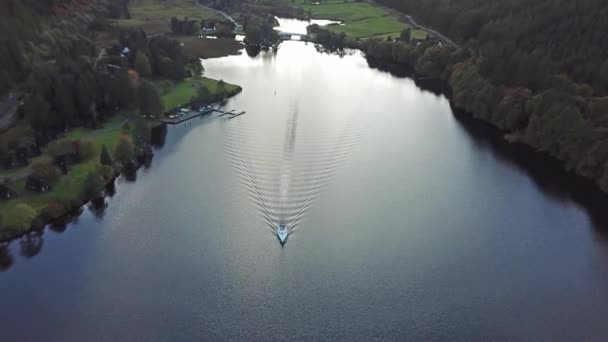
[138,80,164,115]
[134,51,152,77]
[100,144,112,166]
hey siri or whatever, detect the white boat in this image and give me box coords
[277,224,288,244]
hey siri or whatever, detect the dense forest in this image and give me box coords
[0,0,187,168]
[0,0,129,95]
[361,0,608,192]
[377,0,608,93]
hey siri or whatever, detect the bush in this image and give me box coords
[4,204,37,230]
[113,134,135,166]
[75,139,96,160]
[46,139,76,157]
[100,145,112,166]
[45,201,66,220]
[82,171,105,200]
[31,156,61,183]
[122,122,132,133]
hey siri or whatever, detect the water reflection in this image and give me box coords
[0,242,13,271]
[89,198,109,219]
[452,109,608,235]
[19,231,44,259]
[150,124,167,148]
[224,100,371,241]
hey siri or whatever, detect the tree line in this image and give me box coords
[358,28,608,192]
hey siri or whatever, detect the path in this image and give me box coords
[194,1,238,26]
[366,0,459,48]
[0,92,21,130]
[93,48,106,69]
[403,14,459,48]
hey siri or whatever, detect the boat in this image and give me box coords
[277,224,288,244]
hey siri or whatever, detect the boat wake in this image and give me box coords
[223,102,371,244]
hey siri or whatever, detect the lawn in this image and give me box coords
[325,16,406,38]
[111,0,222,35]
[286,0,414,39]
[0,113,128,239]
[300,1,389,21]
[157,77,242,109]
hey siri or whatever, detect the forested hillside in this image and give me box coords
[367,0,608,192]
[0,0,129,95]
[377,0,608,93]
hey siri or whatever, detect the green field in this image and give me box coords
[111,0,222,35]
[157,77,242,109]
[301,1,388,21]
[325,16,405,38]
[288,0,428,39]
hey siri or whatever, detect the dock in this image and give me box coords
[227,111,246,119]
[160,106,246,125]
[217,109,236,117]
[217,109,246,119]
[161,108,215,124]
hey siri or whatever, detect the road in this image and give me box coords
[93,48,106,69]
[0,92,20,130]
[194,1,238,26]
[404,14,459,48]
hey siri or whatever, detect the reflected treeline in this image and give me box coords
[150,123,167,148]
[0,122,168,271]
[452,109,608,235]
[368,61,608,234]
[89,197,109,219]
[19,231,44,259]
[0,242,13,271]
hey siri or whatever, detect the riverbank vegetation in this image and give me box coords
[156,78,242,109]
[357,0,608,192]
[0,0,244,240]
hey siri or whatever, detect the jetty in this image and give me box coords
[217,109,246,119]
[161,105,246,125]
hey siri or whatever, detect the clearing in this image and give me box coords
[111,0,223,35]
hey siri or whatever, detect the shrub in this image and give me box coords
[4,204,37,230]
[113,135,135,167]
[75,139,96,160]
[82,171,105,200]
[45,201,66,220]
[31,156,61,183]
[46,139,76,157]
[100,145,112,166]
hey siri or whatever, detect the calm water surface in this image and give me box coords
[2,41,608,341]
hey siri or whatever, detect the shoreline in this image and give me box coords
[0,80,242,244]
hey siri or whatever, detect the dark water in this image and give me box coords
[2,41,608,341]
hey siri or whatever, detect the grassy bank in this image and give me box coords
[111,0,222,35]
[0,113,128,240]
[155,77,242,109]
[288,0,427,39]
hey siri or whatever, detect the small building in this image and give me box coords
[120,47,131,57]
[0,184,17,200]
[25,176,50,193]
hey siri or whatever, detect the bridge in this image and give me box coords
[278,32,308,41]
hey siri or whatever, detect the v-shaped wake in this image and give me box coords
[223,103,371,244]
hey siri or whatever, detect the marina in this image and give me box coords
[161,106,246,124]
